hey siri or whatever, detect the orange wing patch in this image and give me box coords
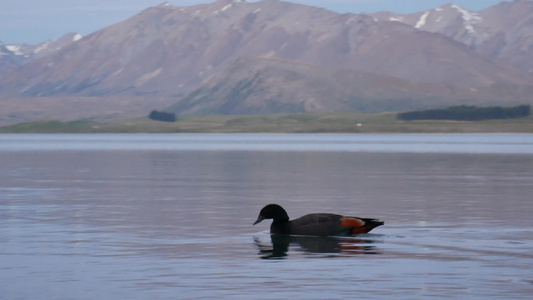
[340,217,364,228]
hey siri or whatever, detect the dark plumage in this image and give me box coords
[253,204,384,236]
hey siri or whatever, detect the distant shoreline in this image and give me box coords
[1,112,533,134]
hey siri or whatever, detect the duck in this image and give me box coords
[253,204,384,236]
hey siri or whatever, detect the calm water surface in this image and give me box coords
[1,134,533,299]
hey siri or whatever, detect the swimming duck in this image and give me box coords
[253,204,384,236]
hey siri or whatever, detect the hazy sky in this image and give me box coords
[0,0,513,44]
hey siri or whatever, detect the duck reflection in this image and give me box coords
[254,234,382,259]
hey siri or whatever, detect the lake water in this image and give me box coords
[1,134,533,299]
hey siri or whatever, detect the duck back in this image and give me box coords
[287,213,343,236]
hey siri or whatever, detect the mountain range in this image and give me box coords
[371,0,533,74]
[1,0,533,124]
[0,33,82,79]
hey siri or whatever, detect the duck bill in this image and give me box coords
[253,215,264,225]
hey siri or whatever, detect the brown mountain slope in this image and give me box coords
[165,56,533,115]
[0,46,20,80]
[477,0,533,74]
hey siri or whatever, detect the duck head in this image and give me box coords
[253,204,290,225]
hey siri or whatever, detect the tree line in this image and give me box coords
[148,110,176,122]
[397,105,531,121]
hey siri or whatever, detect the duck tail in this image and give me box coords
[341,217,384,234]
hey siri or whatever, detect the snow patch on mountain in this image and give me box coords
[5,45,24,55]
[451,4,482,34]
[33,41,51,54]
[415,11,429,28]
[389,16,404,22]
[221,4,232,11]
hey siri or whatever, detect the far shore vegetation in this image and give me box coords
[1,105,533,134]
[397,105,531,121]
[148,110,177,122]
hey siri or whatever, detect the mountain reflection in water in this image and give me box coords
[254,234,382,259]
